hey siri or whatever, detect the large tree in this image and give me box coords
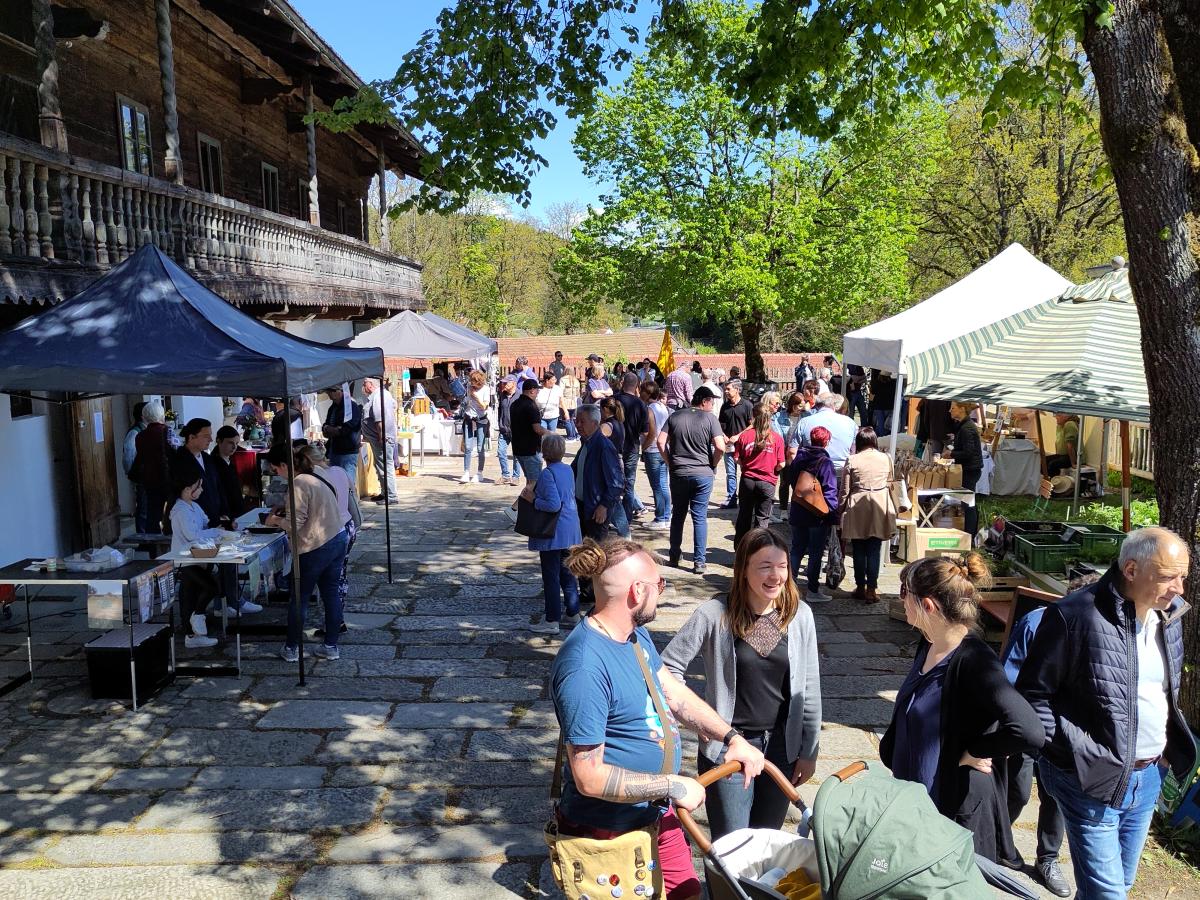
[374,0,1200,718]
[556,2,931,378]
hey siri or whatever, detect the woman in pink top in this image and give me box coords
[732,403,786,545]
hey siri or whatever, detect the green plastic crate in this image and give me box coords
[1014,532,1082,573]
[1063,523,1127,554]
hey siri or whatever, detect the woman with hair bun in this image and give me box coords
[880,553,1044,862]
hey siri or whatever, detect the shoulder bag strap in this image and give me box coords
[631,637,679,776]
[308,470,339,500]
[550,729,566,801]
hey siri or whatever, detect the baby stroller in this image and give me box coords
[675,760,1037,900]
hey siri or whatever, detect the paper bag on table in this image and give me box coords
[944,464,963,489]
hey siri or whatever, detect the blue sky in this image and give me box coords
[292,0,647,221]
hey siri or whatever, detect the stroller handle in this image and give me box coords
[675,759,801,854]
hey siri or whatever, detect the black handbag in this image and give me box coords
[515,494,559,539]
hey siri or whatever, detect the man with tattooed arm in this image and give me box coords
[550,536,765,899]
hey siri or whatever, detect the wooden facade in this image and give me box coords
[0,0,426,319]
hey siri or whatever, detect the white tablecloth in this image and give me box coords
[990,439,1043,496]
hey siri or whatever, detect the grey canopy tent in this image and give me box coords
[348,308,495,360]
[0,244,390,685]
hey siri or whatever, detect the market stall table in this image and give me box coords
[158,529,287,651]
[0,558,174,708]
[989,438,1043,496]
[913,489,976,528]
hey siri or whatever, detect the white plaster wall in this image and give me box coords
[0,399,68,564]
[278,319,354,345]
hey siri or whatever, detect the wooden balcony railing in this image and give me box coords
[0,133,421,309]
[1107,420,1155,480]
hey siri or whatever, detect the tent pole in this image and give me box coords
[887,373,905,462]
[1034,410,1048,477]
[381,372,393,584]
[1071,415,1083,519]
[286,397,305,688]
[1099,419,1111,499]
[1120,420,1132,532]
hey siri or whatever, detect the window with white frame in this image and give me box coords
[117,95,152,175]
[197,133,223,194]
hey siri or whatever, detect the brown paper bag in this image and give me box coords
[944,464,963,490]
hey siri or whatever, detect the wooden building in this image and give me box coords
[0,0,428,557]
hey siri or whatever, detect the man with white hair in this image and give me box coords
[1017,527,1196,898]
[791,392,858,472]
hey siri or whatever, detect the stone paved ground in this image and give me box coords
[0,451,1066,898]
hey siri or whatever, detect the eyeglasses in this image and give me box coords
[632,577,668,596]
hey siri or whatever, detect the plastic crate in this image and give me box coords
[1003,520,1062,554]
[1013,532,1081,573]
[1063,523,1127,554]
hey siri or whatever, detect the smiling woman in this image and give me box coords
[661,527,822,840]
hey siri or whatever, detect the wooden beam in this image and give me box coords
[240,76,292,104]
[32,0,68,151]
[304,77,320,227]
[1120,420,1132,532]
[155,0,183,184]
[377,140,388,250]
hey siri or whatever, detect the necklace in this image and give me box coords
[590,614,622,642]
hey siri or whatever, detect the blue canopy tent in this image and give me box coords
[0,245,391,685]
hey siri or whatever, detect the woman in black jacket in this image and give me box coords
[881,553,1044,862]
[946,401,984,538]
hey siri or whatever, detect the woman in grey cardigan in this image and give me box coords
[662,527,822,838]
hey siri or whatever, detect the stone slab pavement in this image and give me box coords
[0,449,1071,898]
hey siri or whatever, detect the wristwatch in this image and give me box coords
[721,727,742,747]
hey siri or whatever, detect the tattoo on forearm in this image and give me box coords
[601,767,676,803]
[573,745,602,762]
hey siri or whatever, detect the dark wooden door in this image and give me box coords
[70,397,121,547]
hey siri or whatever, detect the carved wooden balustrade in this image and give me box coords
[0,133,421,309]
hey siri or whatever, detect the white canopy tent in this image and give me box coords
[842,244,1072,458]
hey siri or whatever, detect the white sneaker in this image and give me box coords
[279,645,299,663]
[470,474,481,483]
[805,590,832,604]
[648,520,670,531]
[189,612,208,637]
[236,600,263,614]
[313,644,340,660]
[530,620,561,634]
[184,633,218,649]
[458,472,472,484]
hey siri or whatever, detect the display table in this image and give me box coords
[0,558,174,709]
[913,489,976,528]
[990,439,1043,496]
[158,530,287,655]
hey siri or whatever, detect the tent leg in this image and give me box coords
[1099,419,1111,499]
[1120,420,1132,532]
[285,400,305,688]
[886,373,905,462]
[1034,411,1048,477]
[382,372,393,584]
[1071,416,1083,519]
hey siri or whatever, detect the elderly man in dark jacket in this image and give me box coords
[570,403,624,542]
[1017,527,1196,899]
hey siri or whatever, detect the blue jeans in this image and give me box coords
[622,447,645,519]
[564,413,578,439]
[463,424,486,474]
[724,453,738,498]
[669,474,713,566]
[849,390,868,424]
[871,409,893,437]
[329,452,358,490]
[790,517,830,592]
[696,726,794,840]
[134,484,150,533]
[496,433,512,479]
[369,437,398,501]
[541,417,559,434]
[516,454,543,482]
[287,529,349,650]
[539,549,579,622]
[642,451,671,522]
[1039,759,1163,898]
[850,537,883,589]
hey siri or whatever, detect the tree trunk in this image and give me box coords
[1084,0,1200,723]
[739,311,766,382]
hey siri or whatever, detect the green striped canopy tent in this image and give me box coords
[905,267,1147,423]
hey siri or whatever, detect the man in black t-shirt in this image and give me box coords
[510,379,548,484]
[659,386,726,575]
[717,379,753,508]
[615,372,649,525]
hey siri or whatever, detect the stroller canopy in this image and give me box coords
[812,762,990,899]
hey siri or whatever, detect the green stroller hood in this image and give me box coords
[812,762,991,899]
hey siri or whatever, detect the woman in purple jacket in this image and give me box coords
[785,425,838,603]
